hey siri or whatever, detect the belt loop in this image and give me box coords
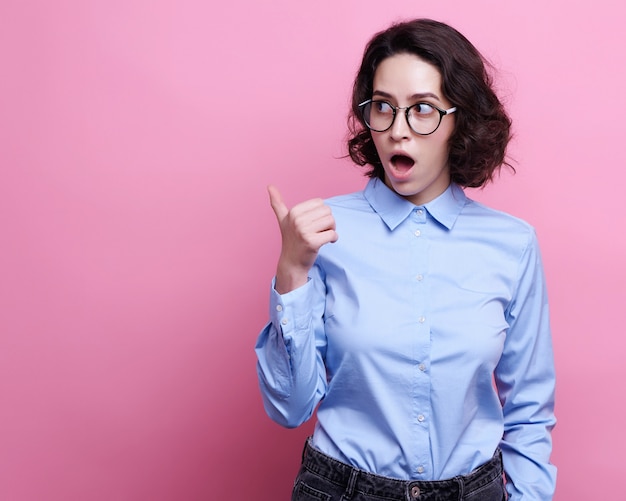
[455,476,464,500]
[341,468,359,500]
[302,437,311,463]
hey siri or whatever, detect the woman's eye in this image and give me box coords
[413,103,435,115]
[375,101,394,114]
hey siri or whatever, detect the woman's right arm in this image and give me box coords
[254,186,338,428]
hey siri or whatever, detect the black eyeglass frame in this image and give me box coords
[358,99,457,136]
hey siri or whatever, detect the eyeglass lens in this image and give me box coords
[362,100,444,135]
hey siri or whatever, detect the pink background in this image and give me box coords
[1,1,624,499]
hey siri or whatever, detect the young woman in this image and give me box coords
[255,18,556,501]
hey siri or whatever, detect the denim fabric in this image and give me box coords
[292,439,506,501]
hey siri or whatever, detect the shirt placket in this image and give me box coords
[409,206,432,478]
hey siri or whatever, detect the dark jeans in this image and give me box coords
[292,439,506,501]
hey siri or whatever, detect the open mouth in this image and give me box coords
[391,154,415,171]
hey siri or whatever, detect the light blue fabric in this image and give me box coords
[255,178,556,500]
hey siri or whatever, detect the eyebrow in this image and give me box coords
[372,90,442,101]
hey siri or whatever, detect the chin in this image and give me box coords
[388,180,422,198]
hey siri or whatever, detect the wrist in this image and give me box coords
[275,263,309,294]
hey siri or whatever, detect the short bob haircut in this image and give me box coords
[347,19,512,188]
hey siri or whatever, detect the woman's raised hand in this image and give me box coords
[268,185,338,294]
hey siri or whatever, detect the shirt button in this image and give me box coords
[417,466,425,474]
[417,209,424,216]
[417,414,425,422]
[418,363,426,371]
[416,274,423,281]
[418,316,425,323]
[414,230,421,237]
[276,305,283,312]
[281,319,288,325]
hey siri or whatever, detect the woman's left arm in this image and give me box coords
[496,228,557,500]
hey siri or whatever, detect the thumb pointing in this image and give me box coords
[267,185,288,222]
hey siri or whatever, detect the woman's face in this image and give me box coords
[370,53,455,205]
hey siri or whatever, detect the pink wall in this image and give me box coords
[1,1,624,499]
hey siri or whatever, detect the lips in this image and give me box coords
[389,154,415,178]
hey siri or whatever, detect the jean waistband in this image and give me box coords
[301,438,503,500]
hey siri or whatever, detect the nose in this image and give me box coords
[389,109,411,141]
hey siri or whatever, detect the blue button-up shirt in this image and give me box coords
[256,178,556,500]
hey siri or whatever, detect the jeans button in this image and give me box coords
[411,485,421,497]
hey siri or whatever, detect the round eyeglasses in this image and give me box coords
[358,99,457,136]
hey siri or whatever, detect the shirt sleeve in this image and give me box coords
[254,265,328,428]
[496,229,557,500]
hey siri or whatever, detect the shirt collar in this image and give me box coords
[364,178,467,231]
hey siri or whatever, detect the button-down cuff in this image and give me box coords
[270,277,314,334]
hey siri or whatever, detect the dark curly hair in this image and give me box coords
[347,19,513,188]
